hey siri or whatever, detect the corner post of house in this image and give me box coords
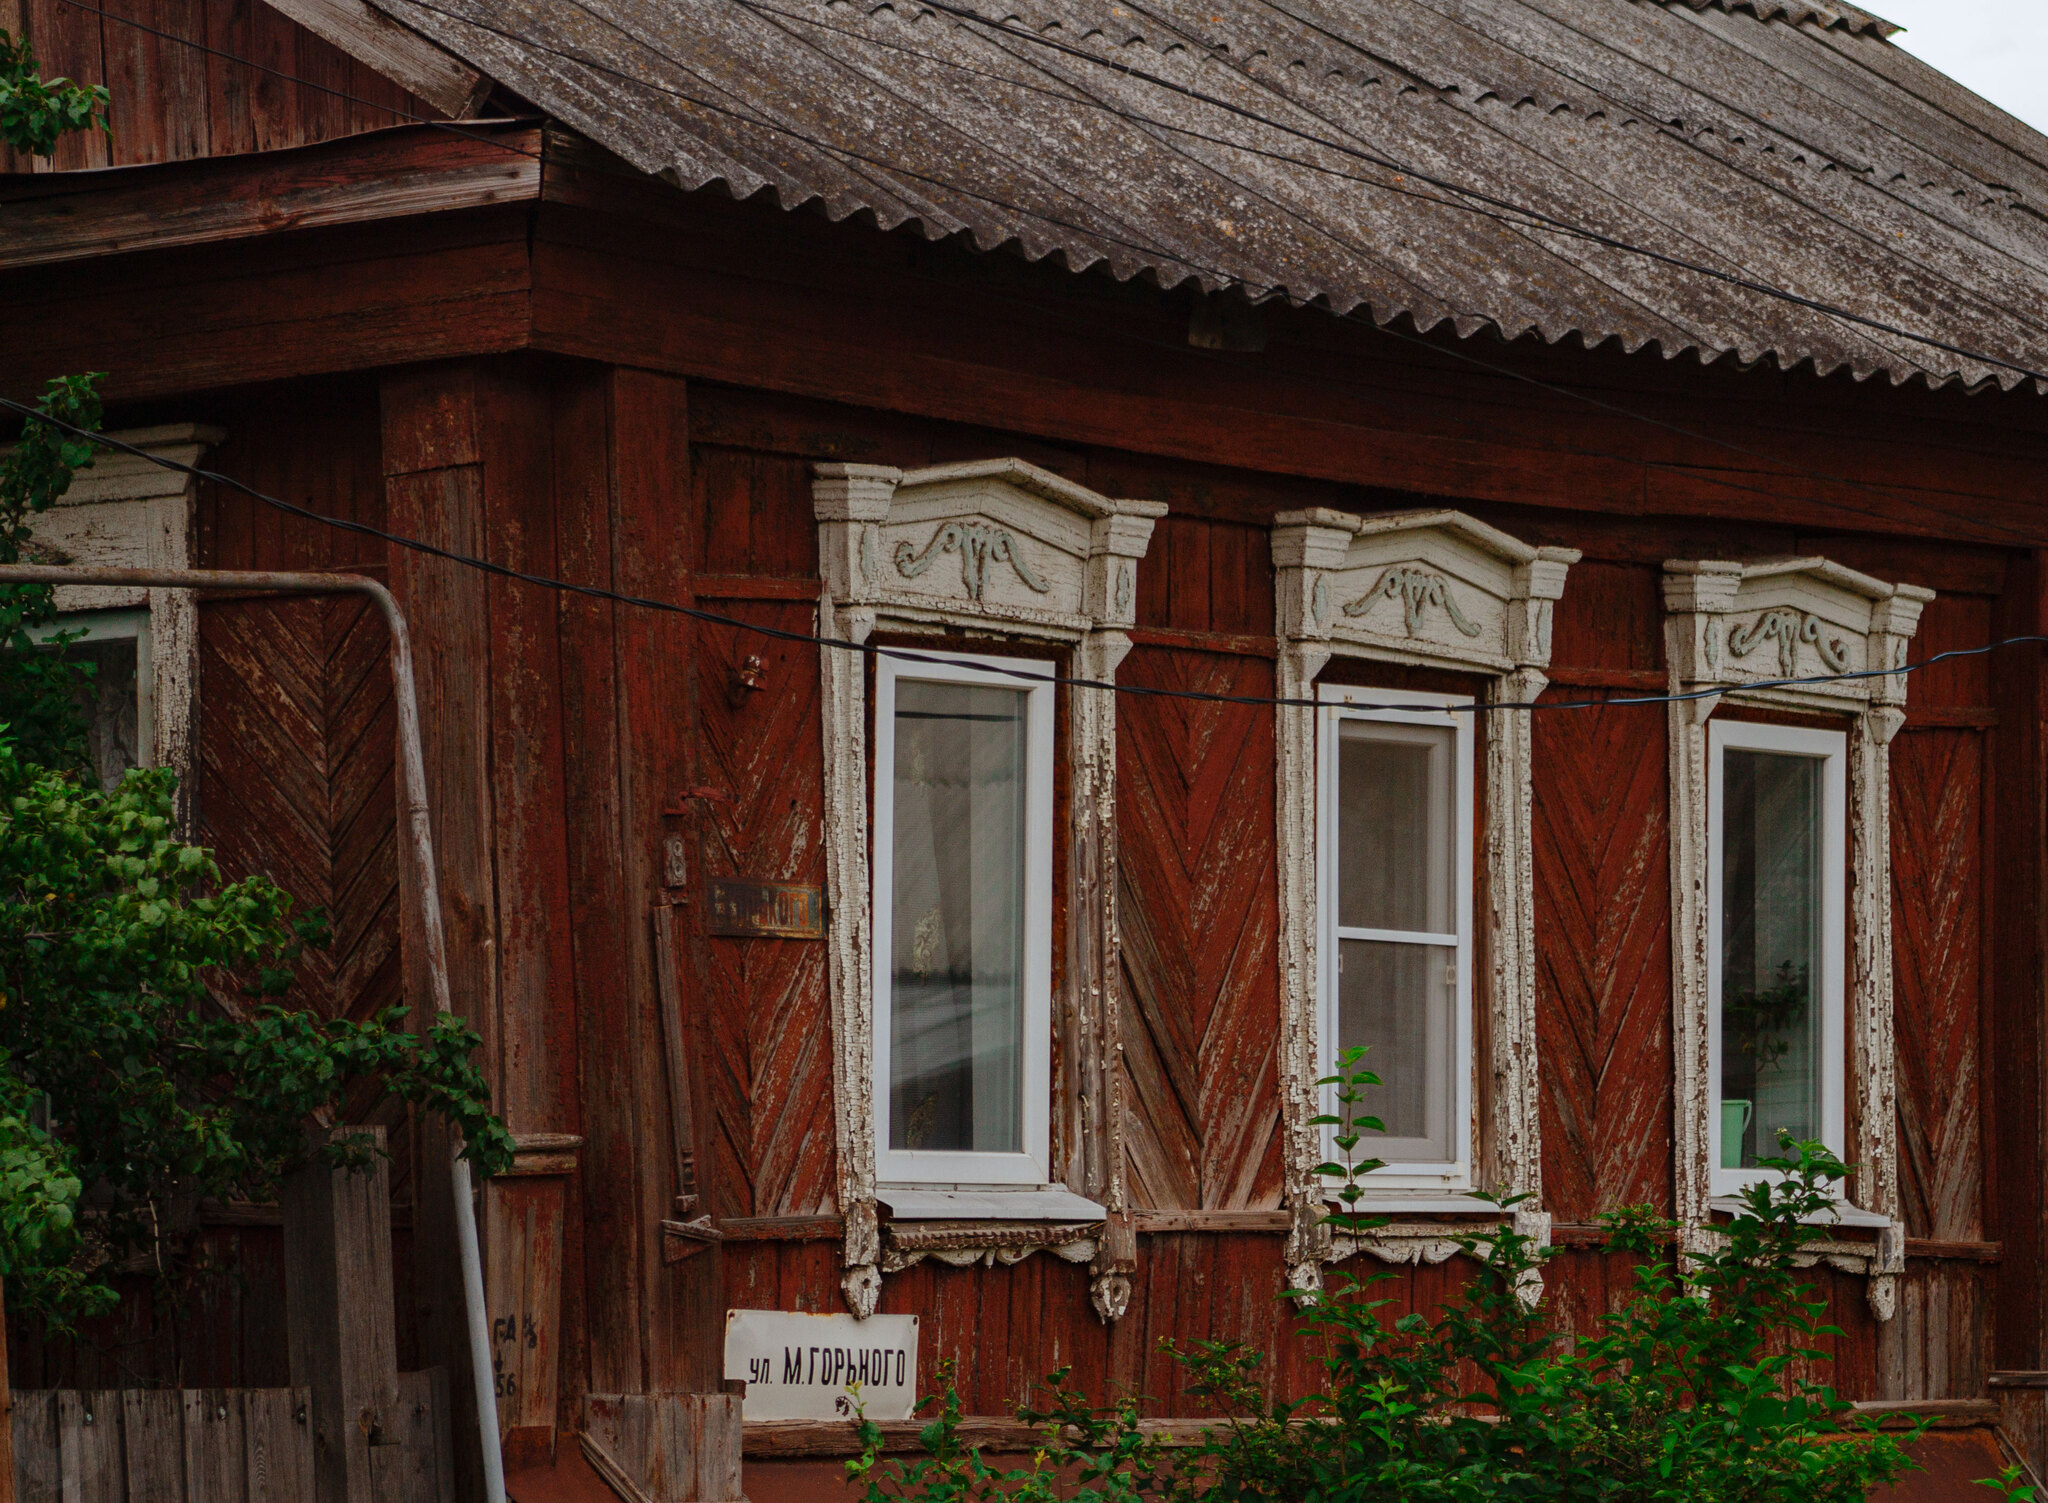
[812,463,899,1318]
[1662,561,1743,1259]
[1270,510,1355,1292]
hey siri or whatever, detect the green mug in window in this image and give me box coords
[1720,1099,1753,1168]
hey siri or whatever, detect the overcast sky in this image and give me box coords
[1879,1,2048,137]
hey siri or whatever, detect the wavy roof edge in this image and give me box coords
[1649,0,1901,38]
[377,0,2048,398]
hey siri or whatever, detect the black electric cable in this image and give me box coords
[3,392,2040,719]
[724,0,2048,386]
[21,0,2047,632]
[60,0,2048,386]
[388,0,2042,546]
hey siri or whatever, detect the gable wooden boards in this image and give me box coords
[262,0,489,119]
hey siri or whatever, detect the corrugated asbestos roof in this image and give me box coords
[374,0,2048,391]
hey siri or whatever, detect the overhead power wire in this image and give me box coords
[389,0,2041,547]
[2,392,2039,719]
[18,1,2046,637]
[13,0,2033,550]
[54,0,2048,387]
[51,0,2048,520]
[719,0,2048,387]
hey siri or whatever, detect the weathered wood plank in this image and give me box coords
[259,0,483,117]
[59,1391,123,1503]
[181,1390,249,1503]
[118,1389,183,1500]
[0,127,541,271]
[1532,657,1673,1219]
[1116,646,1282,1211]
[369,1368,453,1503]
[12,1390,58,1503]
[550,363,643,1405]
[280,1130,399,1503]
[241,1390,313,1503]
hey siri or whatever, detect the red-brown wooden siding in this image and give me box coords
[0,0,442,174]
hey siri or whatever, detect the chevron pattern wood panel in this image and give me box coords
[693,598,836,1219]
[1532,693,1673,1219]
[1116,645,1283,1211]
[198,593,399,1028]
[1892,727,1985,1242]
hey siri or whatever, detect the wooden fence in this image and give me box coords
[6,1130,457,1503]
[10,1372,452,1502]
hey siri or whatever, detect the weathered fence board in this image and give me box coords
[10,1377,442,1501]
[586,1393,745,1503]
[179,1390,248,1503]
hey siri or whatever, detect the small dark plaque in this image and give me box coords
[705,879,825,939]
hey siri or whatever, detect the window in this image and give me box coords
[872,651,1055,1187]
[1319,686,1475,1186]
[26,608,152,791]
[1707,720,1845,1194]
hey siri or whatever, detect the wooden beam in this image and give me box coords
[0,123,540,272]
[261,0,489,119]
[280,1127,400,1503]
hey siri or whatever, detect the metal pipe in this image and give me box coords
[0,564,508,1503]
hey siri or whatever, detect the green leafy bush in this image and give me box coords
[849,1046,1935,1503]
[0,29,108,159]
[0,377,511,1325]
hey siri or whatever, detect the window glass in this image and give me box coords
[1335,718,1458,1162]
[887,678,1027,1155]
[65,636,142,790]
[20,611,148,792]
[1338,726,1453,934]
[1718,749,1824,1169]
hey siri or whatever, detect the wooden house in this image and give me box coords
[5,0,2048,1496]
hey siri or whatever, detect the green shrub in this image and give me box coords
[849,1046,1938,1503]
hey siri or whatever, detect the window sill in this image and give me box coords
[1328,1195,1493,1215]
[877,1186,1105,1222]
[1707,1196,1891,1230]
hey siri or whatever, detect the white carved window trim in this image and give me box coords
[871,649,1056,1188]
[812,459,1164,1323]
[14,424,219,821]
[1705,719,1847,1197]
[1316,685,1476,1192]
[1663,558,1934,1322]
[1271,508,1577,1290]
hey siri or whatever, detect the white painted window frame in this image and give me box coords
[1316,685,1475,1190]
[812,459,1164,1321]
[1704,719,1846,1199]
[871,649,1056,1189]
[1663,557,1934,1321]
[8,423,222,827]
[1270,508,1579,1290]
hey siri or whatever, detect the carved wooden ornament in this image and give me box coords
[812,460,1164,1322]
[1270,509,1578,1297]
[1663,557,1934,1321]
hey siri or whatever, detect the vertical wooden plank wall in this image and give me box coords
[0,0,437,174]
[378,358,720,1473]
[688,447,835,1227]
